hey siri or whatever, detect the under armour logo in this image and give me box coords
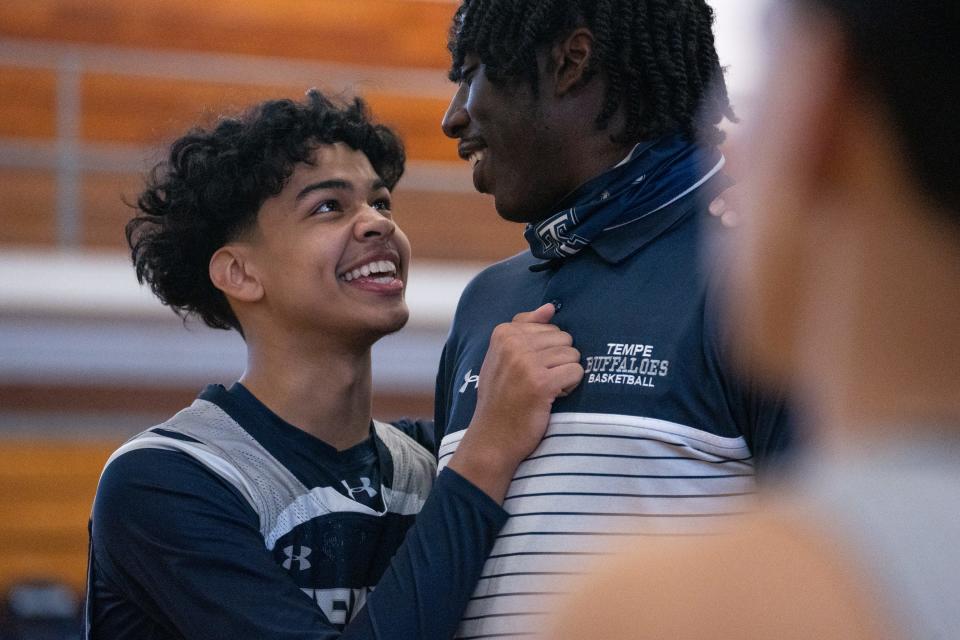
[341,477,377,500]
[282,545,312,571]
[459,369,480,393]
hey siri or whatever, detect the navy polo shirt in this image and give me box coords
[434,184,793,639]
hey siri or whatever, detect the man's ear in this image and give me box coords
[781,13,857,206]
[550,28,595,96]
[209,244,264,304]
[744,5,852,216]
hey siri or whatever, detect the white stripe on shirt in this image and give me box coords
[439,412,756,639]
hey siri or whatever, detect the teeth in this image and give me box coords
[340,260,398,282]
[468,150,486,167]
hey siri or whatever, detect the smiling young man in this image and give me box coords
[549,1,960,638]
[433,1,794,637]
[84,91,583,639]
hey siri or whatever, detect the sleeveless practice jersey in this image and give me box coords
[435,188,793,638]
[86,383,507,640]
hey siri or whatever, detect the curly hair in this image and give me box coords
[447,0,735,147]
[801,0,959,221]
[127,90,406,332]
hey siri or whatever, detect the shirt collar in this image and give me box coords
[586,169,732,265]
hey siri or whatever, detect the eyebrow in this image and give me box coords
[295,178,388,202]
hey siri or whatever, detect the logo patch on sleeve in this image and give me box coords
[458,368,480,394]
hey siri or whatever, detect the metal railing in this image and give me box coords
[0,37,470,249]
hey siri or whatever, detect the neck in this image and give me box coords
[239,329,374,450]
[538,107,637,219]
[799,195,960,446]
[551,138,636,211]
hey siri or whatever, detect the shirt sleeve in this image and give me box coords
[351,468,508,639]
[701,272,799,480]
[91,448,506,640]
[389,418,437,457]
[433,342,454,447]
[91,449,331,639]
[734,373,797,478]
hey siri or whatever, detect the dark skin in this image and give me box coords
[442,28,635,223]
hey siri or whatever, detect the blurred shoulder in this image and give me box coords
[549,504,893,640]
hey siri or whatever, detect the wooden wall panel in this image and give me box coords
[0,384,195,415]
[392,189,526,262]
[80,75,301,146]
[81,171,139,248]
[0,66,58,139]
[0,0,457,69]
[80,74,457,162]
[0,168,57,245]
[0,440,113,593]
[0,384,433,422]
[365,93,456,163]
[80,170,523,261]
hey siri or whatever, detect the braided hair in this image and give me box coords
[448,0,735,147]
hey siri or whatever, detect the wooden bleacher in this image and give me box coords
[0,65,57,138]
[0,0,459,69]
[0,439,116,594]
[0,168,57,245]
[0,0,528,259]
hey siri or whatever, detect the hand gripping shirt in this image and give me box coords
[85,383,507,640]
[435,177,793,638]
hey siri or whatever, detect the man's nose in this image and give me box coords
[441,90,470,139]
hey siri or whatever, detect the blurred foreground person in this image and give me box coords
[84,90,582,640]
[549,0,960,638]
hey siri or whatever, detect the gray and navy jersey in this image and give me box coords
[86,383,507,640]
[435,189,793,638]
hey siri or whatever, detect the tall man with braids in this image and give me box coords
[434,1,793,636]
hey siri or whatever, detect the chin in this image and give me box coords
[337,301,410,349]
[494,199,543,224]
[493,183,559,224]
[373,305,410,337]
[348,315,409,352]
[383,312,410,336]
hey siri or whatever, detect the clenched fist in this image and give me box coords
[447,303,584,503]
